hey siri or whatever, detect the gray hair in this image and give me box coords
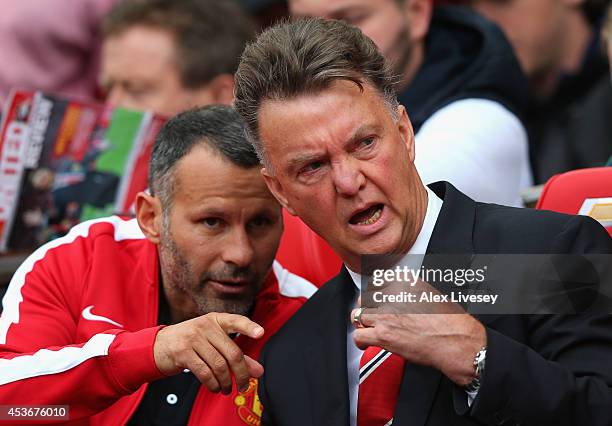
[149,105,260,210]
[234,18,400,170]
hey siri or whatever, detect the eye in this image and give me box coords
[300,161,323,175]
[202,217,221,228]
[340,12,367,25]
[359,137,375,149]
[249,216,272,229]
[296,158,328,182]
[307,161,323,171]
[124,83,151,100]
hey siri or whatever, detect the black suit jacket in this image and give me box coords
[259,182,612,426]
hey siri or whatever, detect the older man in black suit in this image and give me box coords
[233,18,612,426]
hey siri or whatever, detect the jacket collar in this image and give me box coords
[306,268,355,426]
[426,181,476,256]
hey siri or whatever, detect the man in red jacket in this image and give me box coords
[0,105,316,425]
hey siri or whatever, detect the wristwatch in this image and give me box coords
[465,347,486,393]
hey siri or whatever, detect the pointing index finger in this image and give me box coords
[215,313,265,339]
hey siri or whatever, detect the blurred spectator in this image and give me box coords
[604,2,612,71]
[239,0,289,29]
[462,0,612,183]
[0,0,117,104]
[289,0,532,206]
[100,0,254,116]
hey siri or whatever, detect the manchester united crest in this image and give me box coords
[234,377,262,426]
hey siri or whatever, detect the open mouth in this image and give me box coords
[349,204,384,226]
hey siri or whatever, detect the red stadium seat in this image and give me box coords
[536,167,612,236]
[276,210,342,287]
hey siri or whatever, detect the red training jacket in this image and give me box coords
[0,216,316,425]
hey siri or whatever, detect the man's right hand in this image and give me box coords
[153,312,265,394]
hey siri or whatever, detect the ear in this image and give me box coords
[205,73,236,106]
[261,168,298,216]
[404,0,433,42]
[397,105,416,163]
[135,191,163,244]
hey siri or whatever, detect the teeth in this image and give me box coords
[358,207,382,225]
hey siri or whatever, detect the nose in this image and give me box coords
[105,86,124,107]
[105,85,136,110]
[331,157,365,197]
[221,228,255,268]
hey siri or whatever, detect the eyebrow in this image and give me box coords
[190,205,279,221]
[349,123,384,144]
[192,207,229,219]
[287,153,324,171]
[285,123,383,171]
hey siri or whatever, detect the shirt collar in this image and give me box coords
[347,186,443,290]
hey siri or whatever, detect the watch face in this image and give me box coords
[465,349,486,392]
[465,377,480,393]
[475,348,486,376]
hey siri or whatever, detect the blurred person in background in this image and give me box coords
[0,0,118,104]
[289,0,533,207]
[239,0,291,29]
[606,3,612,60]
[460,0,612,183]
[100,0,254,116]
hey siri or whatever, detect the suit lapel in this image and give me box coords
[305,269,355,426]
[393,364,442,425]
[426,182,476,257]
[393,182,478,425]
[426,182,477,308]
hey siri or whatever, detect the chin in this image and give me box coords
[196,297,254,317]
[356,235,401,256]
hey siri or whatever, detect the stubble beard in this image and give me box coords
[159,225,261,319]
[388,24,414,89]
